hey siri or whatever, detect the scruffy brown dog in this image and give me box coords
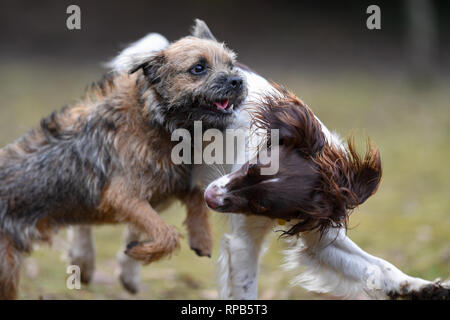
[0,21,246,299]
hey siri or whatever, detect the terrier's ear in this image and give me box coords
[129,52,166,84]
[191,19,217,41]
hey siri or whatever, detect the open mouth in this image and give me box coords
[212,99,234,114]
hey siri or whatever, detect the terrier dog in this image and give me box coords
[0,20,246,299]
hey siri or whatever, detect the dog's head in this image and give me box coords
[130,20,247,131]
[204,86,382,235]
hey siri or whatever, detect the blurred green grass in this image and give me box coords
[0,61,448,299]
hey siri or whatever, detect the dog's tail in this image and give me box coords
[105,33,169,73]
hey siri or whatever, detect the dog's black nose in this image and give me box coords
[228,76,243,90]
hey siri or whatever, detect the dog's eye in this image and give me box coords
[190,64,207,75]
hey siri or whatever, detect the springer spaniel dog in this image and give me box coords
[205,77,448,300]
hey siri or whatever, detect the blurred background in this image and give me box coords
[0,0,449,299]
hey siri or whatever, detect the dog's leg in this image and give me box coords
[180,189,213,258]
[67,226,95,284]
[218,214,274,299]
[0,234,23,300]
[100,178,180,264]
[122,202,180,264]
[284,227,449,300]
[117,225,142,294]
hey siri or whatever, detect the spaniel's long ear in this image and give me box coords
[191,19,217,41]
[345,139,382,208]
[129,51,166,84]
[254,87,326,157]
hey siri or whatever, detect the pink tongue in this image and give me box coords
[214,100,229,109]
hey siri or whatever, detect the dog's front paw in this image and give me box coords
[189,231,212,258]
[125,241,169,264]
[119,272,140,294]
[389,279,450,300]
[191,246,211,258]
[117,250,141,294]
[414,280,449,300]
[125,228,180,264]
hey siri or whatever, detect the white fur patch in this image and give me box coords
[282,228,431,299]
[217,234,233,299]
[283,231,364,299]
[106,33,169,73]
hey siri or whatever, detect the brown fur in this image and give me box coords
[180,188,213,258]
[0,32,246,298]
[206,85,382,236]
[0,234,22,300]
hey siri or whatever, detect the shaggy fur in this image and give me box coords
[203,54,448,300]
[0,21,246,299]
[67,21,449,301]
[205,85,382,235]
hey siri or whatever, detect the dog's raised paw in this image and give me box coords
[413,282,449,300]
[124,240,175,265]
[119,273,140,294]
[191,246,211,258]
[425,281,450,300]
[389,280,450,300]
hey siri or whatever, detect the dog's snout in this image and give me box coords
[228,76,243,91]
[204,185,220,210]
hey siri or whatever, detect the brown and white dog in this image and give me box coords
[0,20,246,299]
[205,66,449,300]
[205,85,382,235]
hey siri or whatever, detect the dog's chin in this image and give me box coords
[199,113,234,131]
[205,196,244,214]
